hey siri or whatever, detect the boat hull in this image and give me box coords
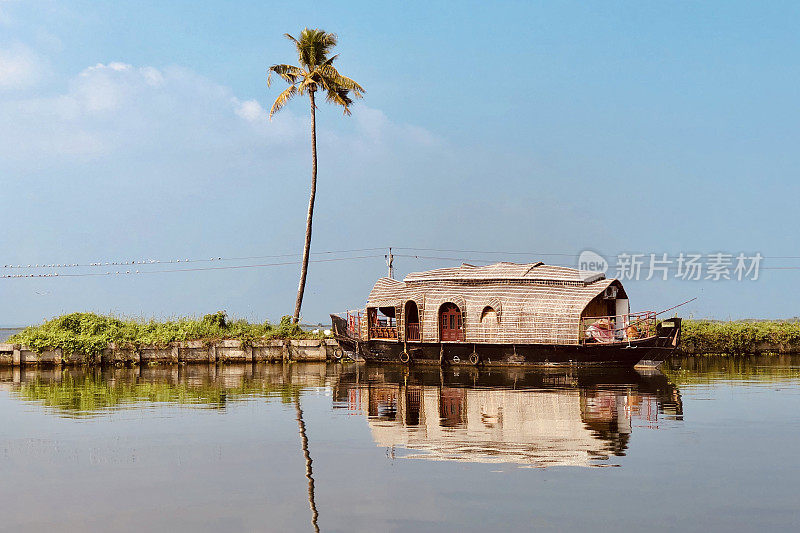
[330,315,681,367]
[338,339,673,366]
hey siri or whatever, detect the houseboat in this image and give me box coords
[330,261,681,366]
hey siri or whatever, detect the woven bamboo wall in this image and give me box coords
[365,262,623,346]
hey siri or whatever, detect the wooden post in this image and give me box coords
[170,345,179,364]
[52,348,63,367]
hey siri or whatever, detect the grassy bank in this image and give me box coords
[9,313,799,358]
[8,312,316,356]
[680,319,800,355]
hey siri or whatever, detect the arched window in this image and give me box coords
[405,300,421,341]
[480,306,498,323]
[478,305,500,342]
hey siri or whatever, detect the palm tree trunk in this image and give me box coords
[293,89,317,324]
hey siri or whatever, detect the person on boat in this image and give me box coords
[626,322,642,340]
[585,318,615,343]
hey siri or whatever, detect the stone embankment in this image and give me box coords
[0,339,342,366]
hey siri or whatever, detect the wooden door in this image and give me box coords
[439,303,464,342]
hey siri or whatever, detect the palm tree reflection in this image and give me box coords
[294,396,319,533]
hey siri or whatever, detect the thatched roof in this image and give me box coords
[365,262,625,345]
[404,262,605,285]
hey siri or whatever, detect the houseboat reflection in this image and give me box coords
[333,365,682,467]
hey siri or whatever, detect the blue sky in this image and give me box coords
[1,0,799,325]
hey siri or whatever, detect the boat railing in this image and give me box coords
[356,311,398,340]
[581,311,657,344]
[370,326,398,340]
[406,322,421,341]
[346,310,362,338]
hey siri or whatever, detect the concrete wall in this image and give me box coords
[0,339,342,366]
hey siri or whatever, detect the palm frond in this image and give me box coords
[324,87,354,115]
[267,64,305,87]
[291,28,339,69]
[319,64,365,97]
[297,76,319,95]
[268,28,362,115]
[270,84,298,118]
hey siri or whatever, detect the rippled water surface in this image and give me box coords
[1,357,799,532]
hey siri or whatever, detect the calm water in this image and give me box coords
[0,328,23,342]
[1,358,799,532]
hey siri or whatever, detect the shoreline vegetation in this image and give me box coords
[7,312,319,356]
[680,319,800,355]
[5,312,800,357]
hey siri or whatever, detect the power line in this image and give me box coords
[394,247,577,257]
[1,247,387,270]
[396,247,800,261]
[1,255,385,279]
[394,254,800,271]
[4,247,800,281]
[4,245,799,270]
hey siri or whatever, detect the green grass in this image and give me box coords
[8,311,317,355]
[680,319,800,355]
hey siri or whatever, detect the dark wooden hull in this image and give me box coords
[330,315,681,367]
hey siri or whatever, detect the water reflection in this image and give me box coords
[294,397,320,533]
[2,358,799,531]
[1,364,329,531]
[0,363,685,468]
[0,364,339,417]
[332,365,682,467]
[663,354,800,385]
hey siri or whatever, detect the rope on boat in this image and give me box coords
[653,297,698,317]
[586,297,698,341]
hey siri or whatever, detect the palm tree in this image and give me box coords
[268,28,365,323]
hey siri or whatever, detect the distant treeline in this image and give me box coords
[680,320,800,355]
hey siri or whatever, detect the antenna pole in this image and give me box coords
[386,247,394,279]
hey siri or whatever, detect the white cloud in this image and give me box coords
[140,66,164,86]
[0,42,45,88]
[355,107,440,147]
[234,99,266,122]
[0,62,311,163]
[0,2,14,27]
[0,60,439,169]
